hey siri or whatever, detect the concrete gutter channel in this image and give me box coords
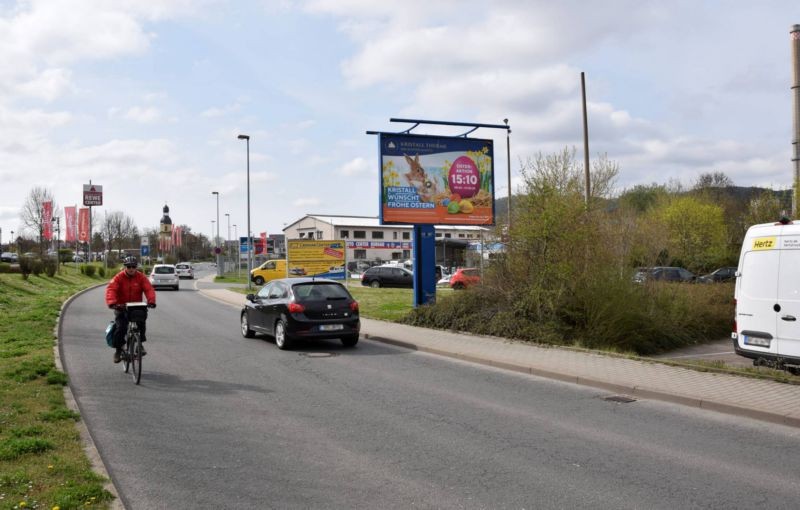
[53,282,800,508]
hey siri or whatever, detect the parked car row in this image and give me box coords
[633,266,737,284]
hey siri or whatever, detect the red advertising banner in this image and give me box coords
[172,226,182,247]
[78,208,89,242]
[42,201,53,240]
[64,206,77,242]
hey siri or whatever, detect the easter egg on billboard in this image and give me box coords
[448,156,480,199]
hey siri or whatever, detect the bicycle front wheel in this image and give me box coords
[122,335,131,374]
[129,331,142,384]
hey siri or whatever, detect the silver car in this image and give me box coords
[149,264,180,290]
[175,262,194,279]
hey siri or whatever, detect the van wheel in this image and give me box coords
[370,280,380,288]
[254,276,264,286]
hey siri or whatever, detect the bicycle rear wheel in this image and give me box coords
[129,331,142,384]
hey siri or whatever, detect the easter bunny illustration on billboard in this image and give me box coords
[403,154,441,203]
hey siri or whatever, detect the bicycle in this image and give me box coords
[120,302,151,384]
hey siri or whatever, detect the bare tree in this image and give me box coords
[693,171,733,190]
[19,186,60,254]
[100,211,139,255]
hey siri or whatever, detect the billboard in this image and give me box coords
[379,133,495,226]
[287,240,346,280]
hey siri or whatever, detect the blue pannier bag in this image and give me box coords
[105,321,116,347]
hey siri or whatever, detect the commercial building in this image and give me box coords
[282,214,491,270]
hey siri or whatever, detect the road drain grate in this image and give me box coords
[604,395,636,403]
[300,352,337,358]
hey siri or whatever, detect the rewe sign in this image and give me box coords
[83,184,103,206]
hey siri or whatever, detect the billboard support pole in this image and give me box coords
[412,225,436,307]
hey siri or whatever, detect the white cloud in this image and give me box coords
[201,102,241,118]
[337,157,371,177]
[123,106,162,123]
[293,197,320,207]
[13,68,72,101]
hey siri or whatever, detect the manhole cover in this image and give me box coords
[603,395,636,403]
[300,352,337,358]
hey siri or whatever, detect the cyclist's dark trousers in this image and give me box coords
[113,309,146,349]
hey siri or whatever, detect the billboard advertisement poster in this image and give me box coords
[287,240,346,279]
[379,133,495,226]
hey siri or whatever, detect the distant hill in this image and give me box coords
[493,186,793,214]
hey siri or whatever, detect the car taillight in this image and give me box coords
[288,302,305,313]
[350,301,359,312]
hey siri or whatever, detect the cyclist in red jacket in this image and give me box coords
[105,256,156,363]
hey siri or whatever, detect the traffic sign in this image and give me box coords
[214,247,222,254]
[141,246,150,256]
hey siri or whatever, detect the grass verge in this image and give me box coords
[0,265,114,510]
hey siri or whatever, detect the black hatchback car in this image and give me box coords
[240,278,360,350]
[696,266,737,283]
[360,266,414,288]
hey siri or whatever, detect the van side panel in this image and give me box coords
[736,249,780,355]
[777,237,800,357]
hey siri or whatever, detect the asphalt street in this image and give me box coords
[59,268,800,509]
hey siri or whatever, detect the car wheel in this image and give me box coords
[452,282,465,290]
[341,334,359,347]
[370,280,380,289]
[174,285,179,291]
[274,319,292,350]
[254,276,265,286]
[241,312,255,338]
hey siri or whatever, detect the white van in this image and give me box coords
[733,219,800,369]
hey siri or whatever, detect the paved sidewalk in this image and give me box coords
[201,287,800,428]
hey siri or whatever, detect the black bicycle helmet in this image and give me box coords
[123,256,138,268]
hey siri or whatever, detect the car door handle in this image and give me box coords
[782,315,797,322]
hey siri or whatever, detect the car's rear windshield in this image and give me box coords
[154,266,175,274]
[293,283,351,300]
[176,264,189,268]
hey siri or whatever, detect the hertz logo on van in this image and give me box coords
[752,237,776,250]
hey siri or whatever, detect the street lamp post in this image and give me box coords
[233,224,239,279]
[212,191,221,276]
[211,220,215,259]
[237,134,252,290]
[225,213,230,273]
[10,230,14,253]
[51,217,60,274]
[504,118,512,238]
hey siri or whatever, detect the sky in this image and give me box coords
[1,0,799,245]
